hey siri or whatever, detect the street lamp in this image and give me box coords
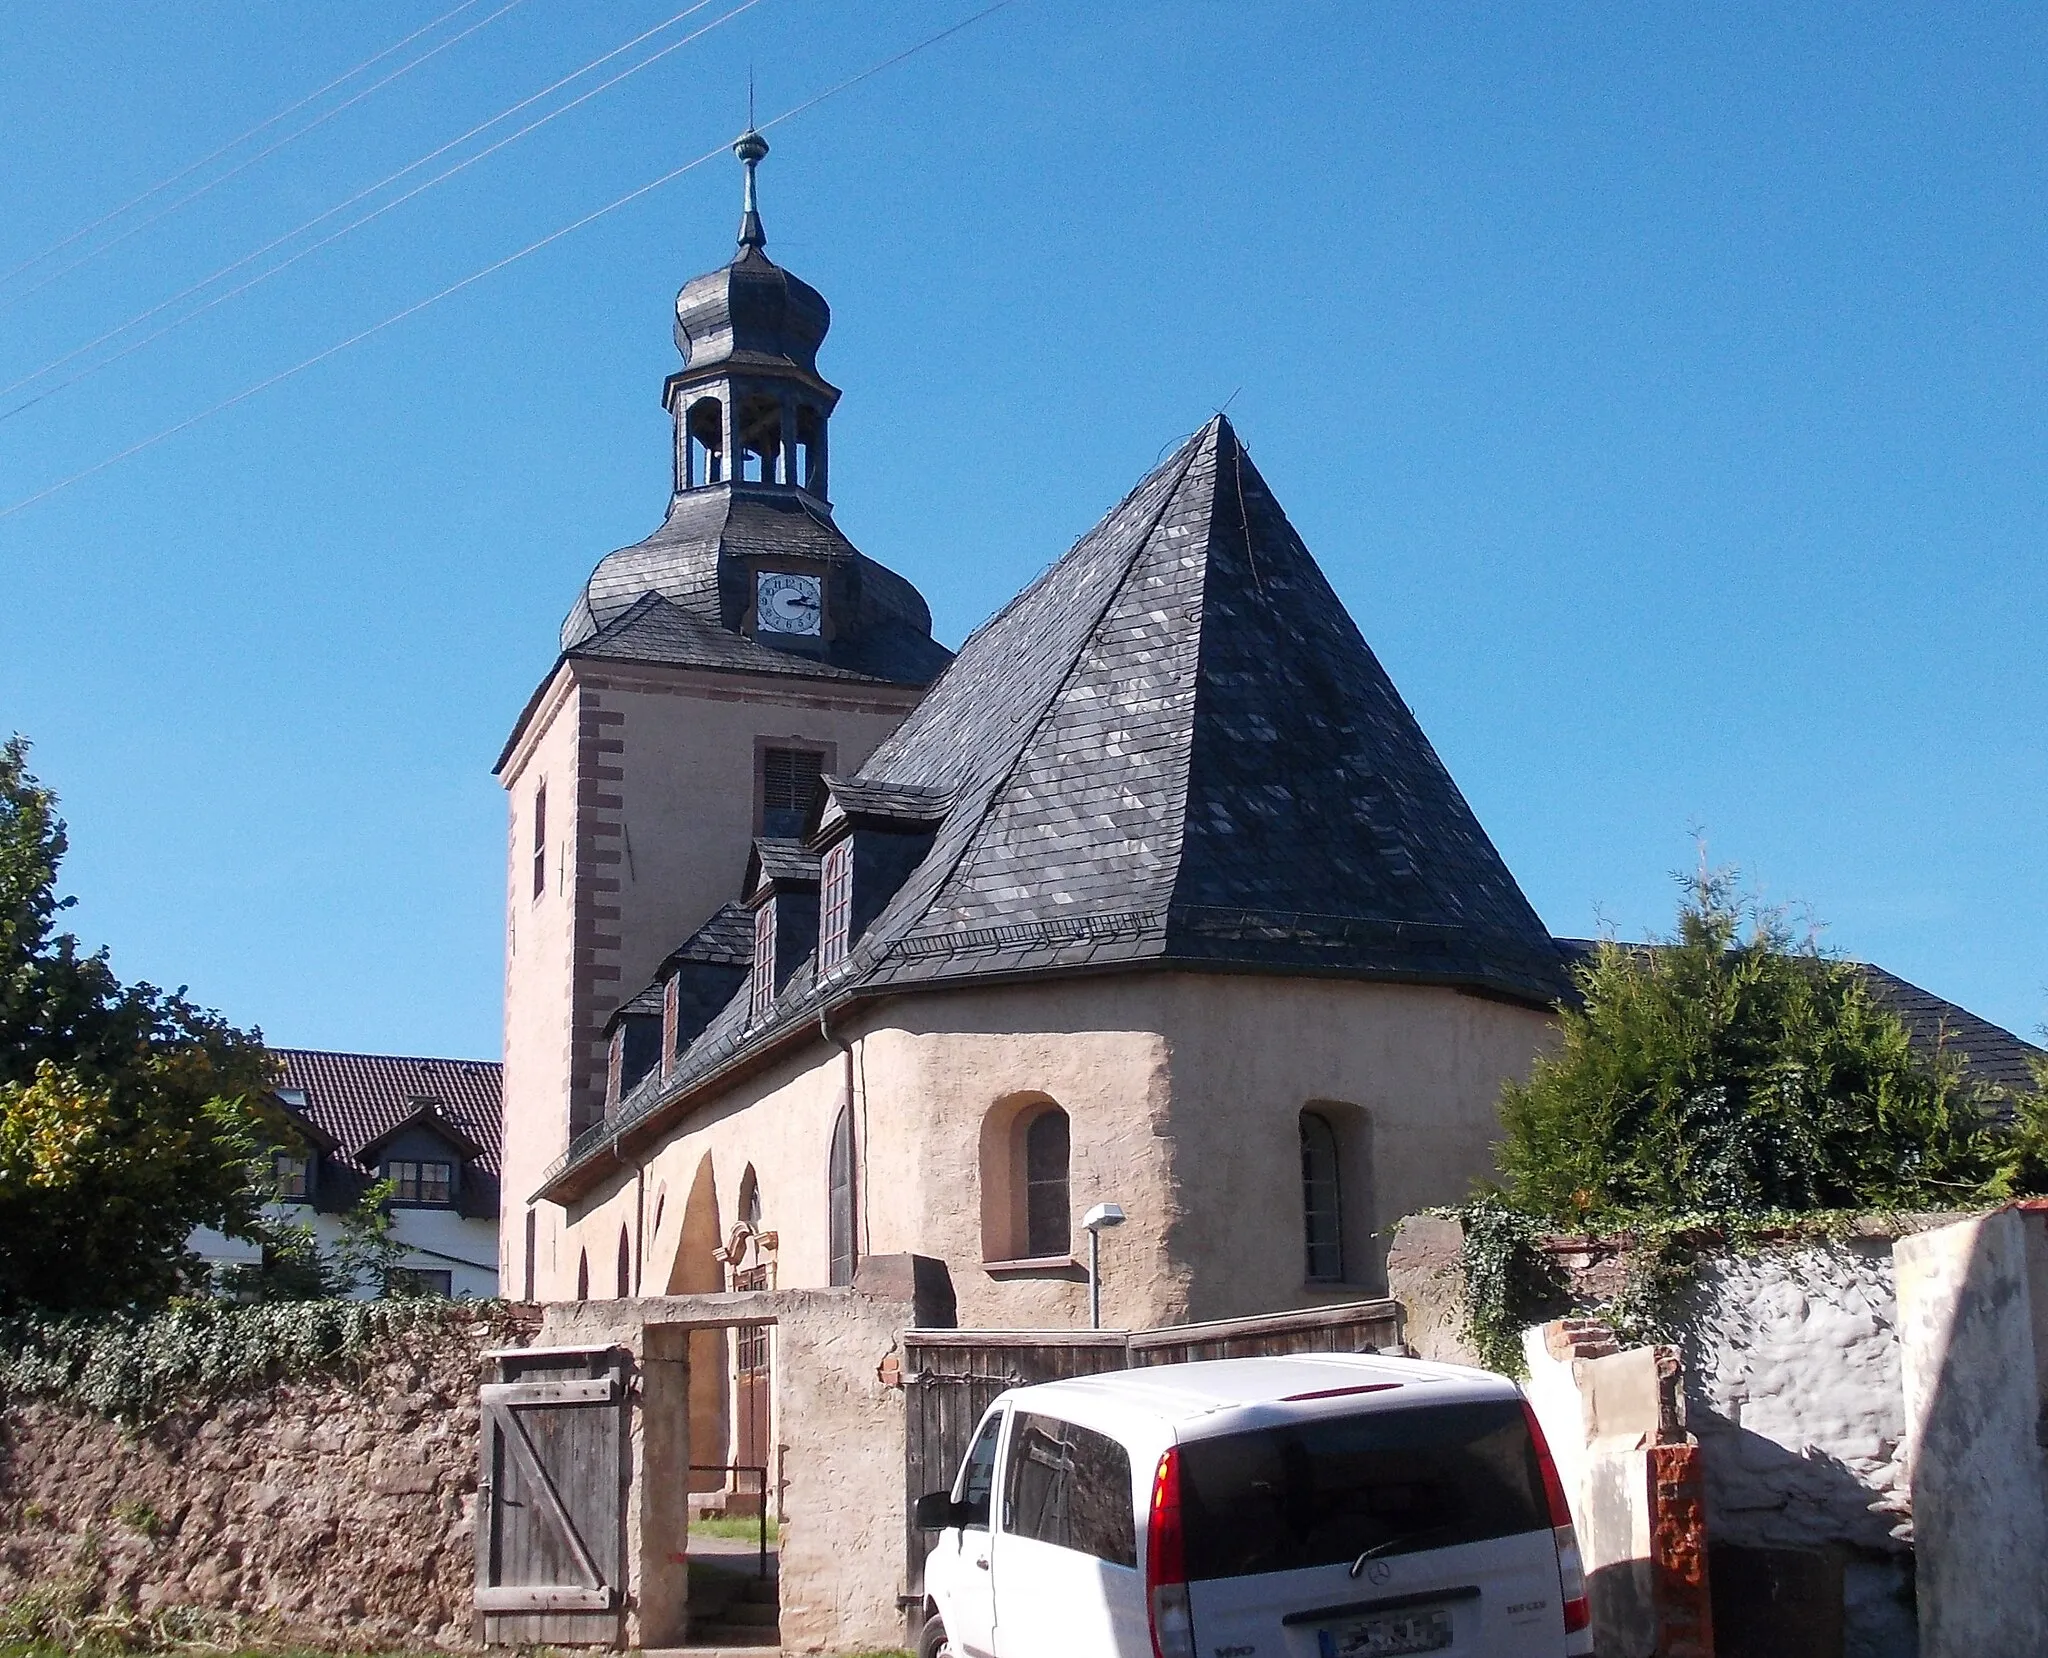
[1082,1202,1126,1329]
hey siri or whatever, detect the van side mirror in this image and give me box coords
[914,1490,962,1531]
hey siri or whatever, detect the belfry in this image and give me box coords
[498,134,949,1235]
[559,130,946,681]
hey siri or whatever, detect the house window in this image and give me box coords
[390,1160,454,1205]
[386,1267,453,1297]
[748,900,775,1020]
[616,1225,632,1298]
[1025,1108,1070,1259]
[523,1209,537,1302]
[759,747,825,838]
[828,1104,856,1287]
[272,1153,310,1200]
[1301,1110,1344,1283]
[576,1249,589,1301]
[818,838,853,972]
[531,783,547,900]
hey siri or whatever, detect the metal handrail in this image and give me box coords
[690,1462,771,1579]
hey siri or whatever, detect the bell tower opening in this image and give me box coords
[737,394,784,485]
[662,129,842,508]
[685,396,724,488]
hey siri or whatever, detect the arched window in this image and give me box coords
[1024,1107,1070,1259]
[740,1167,763,1234]
[827,1104,856,1287]
[687,397,724,486]
[576,1248,590,1302]
[617,1226,633,1298]
[1301,1110,1344,1284]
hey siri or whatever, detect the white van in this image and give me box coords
[914,1352,1590,1658]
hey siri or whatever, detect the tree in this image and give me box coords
[220,1177,409,1302]
[1497,865,2025,1224]
[0,736,277,1312]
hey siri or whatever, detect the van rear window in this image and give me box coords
[1177,1398,1548,1581]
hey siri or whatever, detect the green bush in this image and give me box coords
[1498,868,2028,1224]
[0,1296,487,1422]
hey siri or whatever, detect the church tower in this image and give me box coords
[494,133,949,1295]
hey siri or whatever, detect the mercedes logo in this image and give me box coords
[1366,1562,1393,1586]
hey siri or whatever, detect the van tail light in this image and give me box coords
[1146,1447,1196,1658]
[1521,1400,1591,1643]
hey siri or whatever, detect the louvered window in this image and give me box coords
[760,747,824,838]
[818,839,853,972]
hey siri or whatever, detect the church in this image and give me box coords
[494,131,2035,1349]
[495,127,1575,1338]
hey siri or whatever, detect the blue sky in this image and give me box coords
[2,1,2042,1059]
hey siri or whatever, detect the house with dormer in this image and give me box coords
[191,1048,502,1297]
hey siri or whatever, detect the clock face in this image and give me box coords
[756,571,823,636]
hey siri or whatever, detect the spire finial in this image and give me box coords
[733,123,769,253]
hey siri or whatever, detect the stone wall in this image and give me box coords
[1388,1213,1968,1658]
[0,1312,526,1648]
[1896,1206,2048,1658]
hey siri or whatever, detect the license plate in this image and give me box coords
[1315,1608,1454,1658]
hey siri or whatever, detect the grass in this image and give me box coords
[689,1513,779,1543]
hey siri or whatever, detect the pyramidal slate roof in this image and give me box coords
[545,416,1575,1195]
[829,414,1569,1002]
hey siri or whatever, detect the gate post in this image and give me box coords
[632,1324,693,1648]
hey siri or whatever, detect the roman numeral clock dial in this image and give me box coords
[756,571,822,636]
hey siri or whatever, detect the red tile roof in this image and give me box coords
[272,1048,502,1178]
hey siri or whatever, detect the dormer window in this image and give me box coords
[273,1153,310,1201]
[748,901,776,1020]
[390,1159,454,1205]
[818,839,853,973]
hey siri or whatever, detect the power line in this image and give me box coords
[0,0,495,289]
[0,0,1022,526]
[0,0,533,314]
[0,0,761,418]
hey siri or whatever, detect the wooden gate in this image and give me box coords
[901,1301,1403,1606]
[475,1344,630,1644]
[900,1329,1128,1602]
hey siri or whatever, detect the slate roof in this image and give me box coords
[818,776,955,825]
[607,902,757,1041]
[542,417,1575,1197]
[271,1049,503,1180]
[560,486,950,687]
[820,415,1569,1001]
[1552,941,2044,1097]
[750,838,821,890]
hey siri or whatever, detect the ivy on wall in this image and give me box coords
[0,1296,496,1422]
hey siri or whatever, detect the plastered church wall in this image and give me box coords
[553,971,1557,1332]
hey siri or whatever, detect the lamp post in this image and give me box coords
[1081,1202,1126,1329]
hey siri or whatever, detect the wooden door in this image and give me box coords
[734,1318,771,1478]
[474,1345,629,1644]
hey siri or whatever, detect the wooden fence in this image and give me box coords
[900,1299,1403,1604]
